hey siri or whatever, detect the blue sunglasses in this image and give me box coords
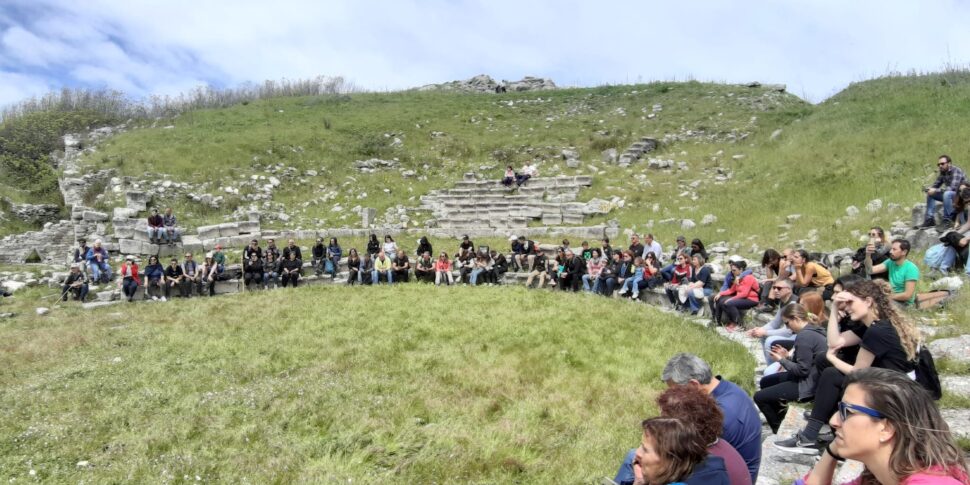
[838,401,885,421]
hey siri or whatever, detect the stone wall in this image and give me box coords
[0,221,75,264]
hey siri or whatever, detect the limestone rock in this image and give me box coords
[601,148,617,164]
[928,335,970,363]
[701,214,717,226]
[866,199,883,212]
[36,307,49,316]
[681,219,696,230]
[845,206,860,217]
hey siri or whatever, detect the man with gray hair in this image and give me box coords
[613,353,762,485]
[746,278,798,363]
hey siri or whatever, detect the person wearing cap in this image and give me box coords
[61,263,89,302]
[163,257,185,299]
[147,208,164,244]
[142,255,165,301]
[458,235,474,255]
[162,208,179,244]
[85,239,112,284]
[509,235,524,270]
[212,245,226,276]
[72,238,90,275]
[118,255,140,302]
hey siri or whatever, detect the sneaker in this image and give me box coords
[817,429,835,443]
[916,220,935,229]
[774,432,822,455]
[160,296,167,302]
[151,296,158,301]
[618,288,628,296]
[941,218,954,229]
[631,292,639,299]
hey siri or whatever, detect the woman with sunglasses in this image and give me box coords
[797,368,968,485]
[776,280,921,455]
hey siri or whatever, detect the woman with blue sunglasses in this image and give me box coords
[797,368,967,485]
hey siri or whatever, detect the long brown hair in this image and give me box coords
[846,280,920,361]
[640,417,708,485]
[846,368,968,484]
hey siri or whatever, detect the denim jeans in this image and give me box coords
[148,227,164,241]
[620,275,643,294]
[470,268,484,285]
[582,274,597,291]
[614,449,638,485]
[373,270,393,284]
[762,335,795,364]
[90,262,111,283]
[687,287,713,313]
[926,189,957,221]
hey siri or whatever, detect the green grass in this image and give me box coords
[0,285,753,483]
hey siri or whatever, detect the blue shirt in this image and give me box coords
[719,268,753,292]
[711,377,762,483]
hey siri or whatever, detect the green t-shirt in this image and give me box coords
[885,259,919,304]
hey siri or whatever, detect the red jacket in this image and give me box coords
[719,273,759,302]
[434,259,452,272]
[119,263,140,284]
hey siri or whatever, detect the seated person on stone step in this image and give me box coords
[597,250,623,296]
[415,251,435,283]
[118,255,140,303]
[359,252,374,285]
[641,251,663,290]
[850,226,889,280]
[162,207,179,243]
[612,251,635,295]
[311,238,326,276]
[415,236,433,258]
[434,252,454,286]
[934,193,970,273]
[488,250,507,284]
[212,244,227,277]
[243,239,262,262]
[345,249,362,285]
[62,263,89,302]
[366,234,380,257]
[719,255,753,298]
[641,233,664,264]
[558,249,584,292]
[469,253,490,286]
[917,154,965,229]
[628,234,644,260]
[791,249,834,299]
[948,182,970,226]
[263,252,281,289]
[508,235,524,270]
[756,249,782,308]
[617,256,646,299]
[392,249,411,283]
[199,253,219,296]
[746,278,798,364]
[243,251,264,290]
[147,208,164,244]
[164,257,185,299]
[282,239,302,262]
[280,251,302,288]
[73,238,90,275]
[712,260,759,332]
[680,253,714,315]
[515,236,536,271]
[265,238,281,261]
[601,237,614,260]
[86,239,112,283]
[372,250,393,284]
[456,249,475,284]
[143,255,165,301]
[660,235,688,282]
[864,238,919,307]
[458,235,474,255]
[382,235,398,257]
[579,241,593,262]
[664,252,693,308]
[326,238,342,277]
[753,302,828,435]
[524,250,549,288]
[501,165,516,187]
[182,252,201,296]
[582,248,605,292]
[515,160,537,186]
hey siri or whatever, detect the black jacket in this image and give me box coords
[562,256,585,275]
[283,246,303,261]
[280,258,302,274]
[779,324,828,400]
[416,237,433,256]
[244,259,264,274]
[312,243,326,259]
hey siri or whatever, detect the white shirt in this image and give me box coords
[643,240,664,263]
[522,164,538,176]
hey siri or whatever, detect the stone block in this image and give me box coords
[197,225,221,240]
[213,280,240,295]
[217,222,240,237]
[82,210,109,222]
[562,213,585,225]
[542,213,563,225]
[113,207,138,219]
[229,235,252,247]
[180,235,204,255]
[237,221,259,234]
[125,191,150,212]
[119,239,145,255]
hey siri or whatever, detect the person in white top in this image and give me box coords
[516,161,538,186]
[642,233,664,264]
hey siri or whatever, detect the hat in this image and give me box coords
[728,254,744,263]
[126,255,135,261]
[676,235,686,242]
[215,244,223,250]
[78,238,86,243]
[70,263,80,269]
[509,235,518,241]
[206,252,214,258]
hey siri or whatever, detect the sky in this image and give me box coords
[0,0,968,107]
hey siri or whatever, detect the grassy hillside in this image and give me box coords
[0,285,753,483]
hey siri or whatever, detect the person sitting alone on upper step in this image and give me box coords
[501,165,516,187]
[918,154,966,229]
[162,207,179,244]
[147,208,164,244]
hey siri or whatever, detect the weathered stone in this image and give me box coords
[701,214,717,226]
[112,207,138,219]
[845,206,860,217]
[928,335,970,363]
[865,199,883,212]
[82,210,108,222]
[125,191,150,212]
[681,219,696,230]
[601,148,617,164]
[9,203,61,224]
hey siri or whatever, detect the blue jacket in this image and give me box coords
[720,269,753,292]
[678,454,729,485]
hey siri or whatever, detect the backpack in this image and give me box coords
[914,344,943,400]
[923,243,948,270]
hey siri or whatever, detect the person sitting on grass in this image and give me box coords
[434,251,454,286]
[712,260,760,332]
[119,255,140,303]
[615,417,730,485]
[613,386,749,485]
[865,238,919,307]
[346,248,362,285]
[617,256,646,299]
[359,252,374,285]
[795,368,969,485]
[164,257,184,299]
[326,237,342,278]
[415,251,435,283]
[243,251,264,290]
[280,251,302,288]
[142,255,165,301]
[918,154,965,229]
[263,252,280,289]
[373,250,393,285]
[791,249,835,299]
[753,302,828,434]
[61,263,89,302]
[582,248,605,292]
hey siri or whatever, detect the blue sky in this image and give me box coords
[1,0,968,107]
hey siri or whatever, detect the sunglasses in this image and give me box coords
[771,286,787,291]
[838,401,884,422]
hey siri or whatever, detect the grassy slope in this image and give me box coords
[0,285,752,483]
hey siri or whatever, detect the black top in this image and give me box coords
[165,265,183,279]
[860,320,916,373]
[690,265,713,289]
[312,243,326,258]
[393,255,410,270]
[283,246,303,261]
[629,243,644,257]
[347,257,361,271]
